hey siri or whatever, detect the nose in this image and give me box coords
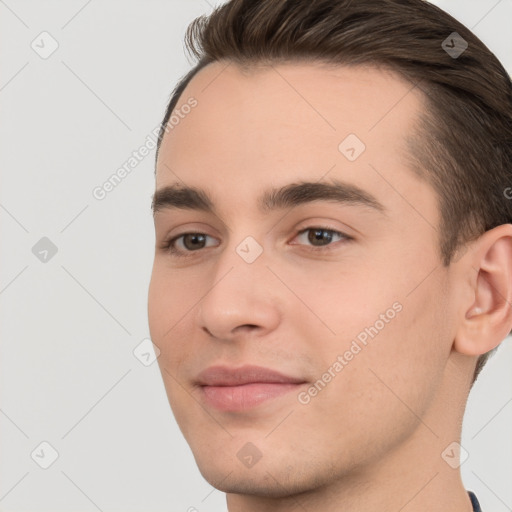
[194,242,281,342]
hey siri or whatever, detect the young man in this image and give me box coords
[148,0,512,510]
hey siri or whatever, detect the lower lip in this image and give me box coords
[201,383,303,411]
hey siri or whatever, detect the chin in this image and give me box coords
[196,464,307,498]
[190,443,335,499]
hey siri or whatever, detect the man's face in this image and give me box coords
[148,62,457,496]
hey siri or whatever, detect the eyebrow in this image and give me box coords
[151,179,387,217]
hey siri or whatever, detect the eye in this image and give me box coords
[162,232,218,257]
[292,226,352,251]
[161,226,352,258]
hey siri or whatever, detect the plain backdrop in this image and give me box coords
[1,1,511,511]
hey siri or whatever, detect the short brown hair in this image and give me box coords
[155,0,512,384]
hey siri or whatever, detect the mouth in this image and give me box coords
[195,364,307,411]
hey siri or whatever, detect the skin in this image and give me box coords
[148,61,512,511]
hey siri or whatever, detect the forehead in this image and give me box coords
[155,61,434,223]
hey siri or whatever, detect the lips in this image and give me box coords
[196,365,307,411]
[196,365,306,386]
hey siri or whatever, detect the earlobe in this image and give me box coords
[454,224,512,357]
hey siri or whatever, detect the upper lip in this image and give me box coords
[196,365,306,386]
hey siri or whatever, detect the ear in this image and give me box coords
[453,224,512,356]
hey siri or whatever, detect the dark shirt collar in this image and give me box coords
[468,491,482,512]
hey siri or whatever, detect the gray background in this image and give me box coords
[0,1,511,511]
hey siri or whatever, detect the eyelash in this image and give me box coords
[161,226,353,258]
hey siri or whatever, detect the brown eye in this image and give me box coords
[294,227,350,250]
[163,232,218,257]
[181,233,207,251]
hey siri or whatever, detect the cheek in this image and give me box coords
[302,260,448,414]
[148,264,191,336]
[296,300,445,464]
[148,270,190,418]
[148,264,205,377]
[148,266,184,369]
[293,267,391,344]
[147,268,168,338]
